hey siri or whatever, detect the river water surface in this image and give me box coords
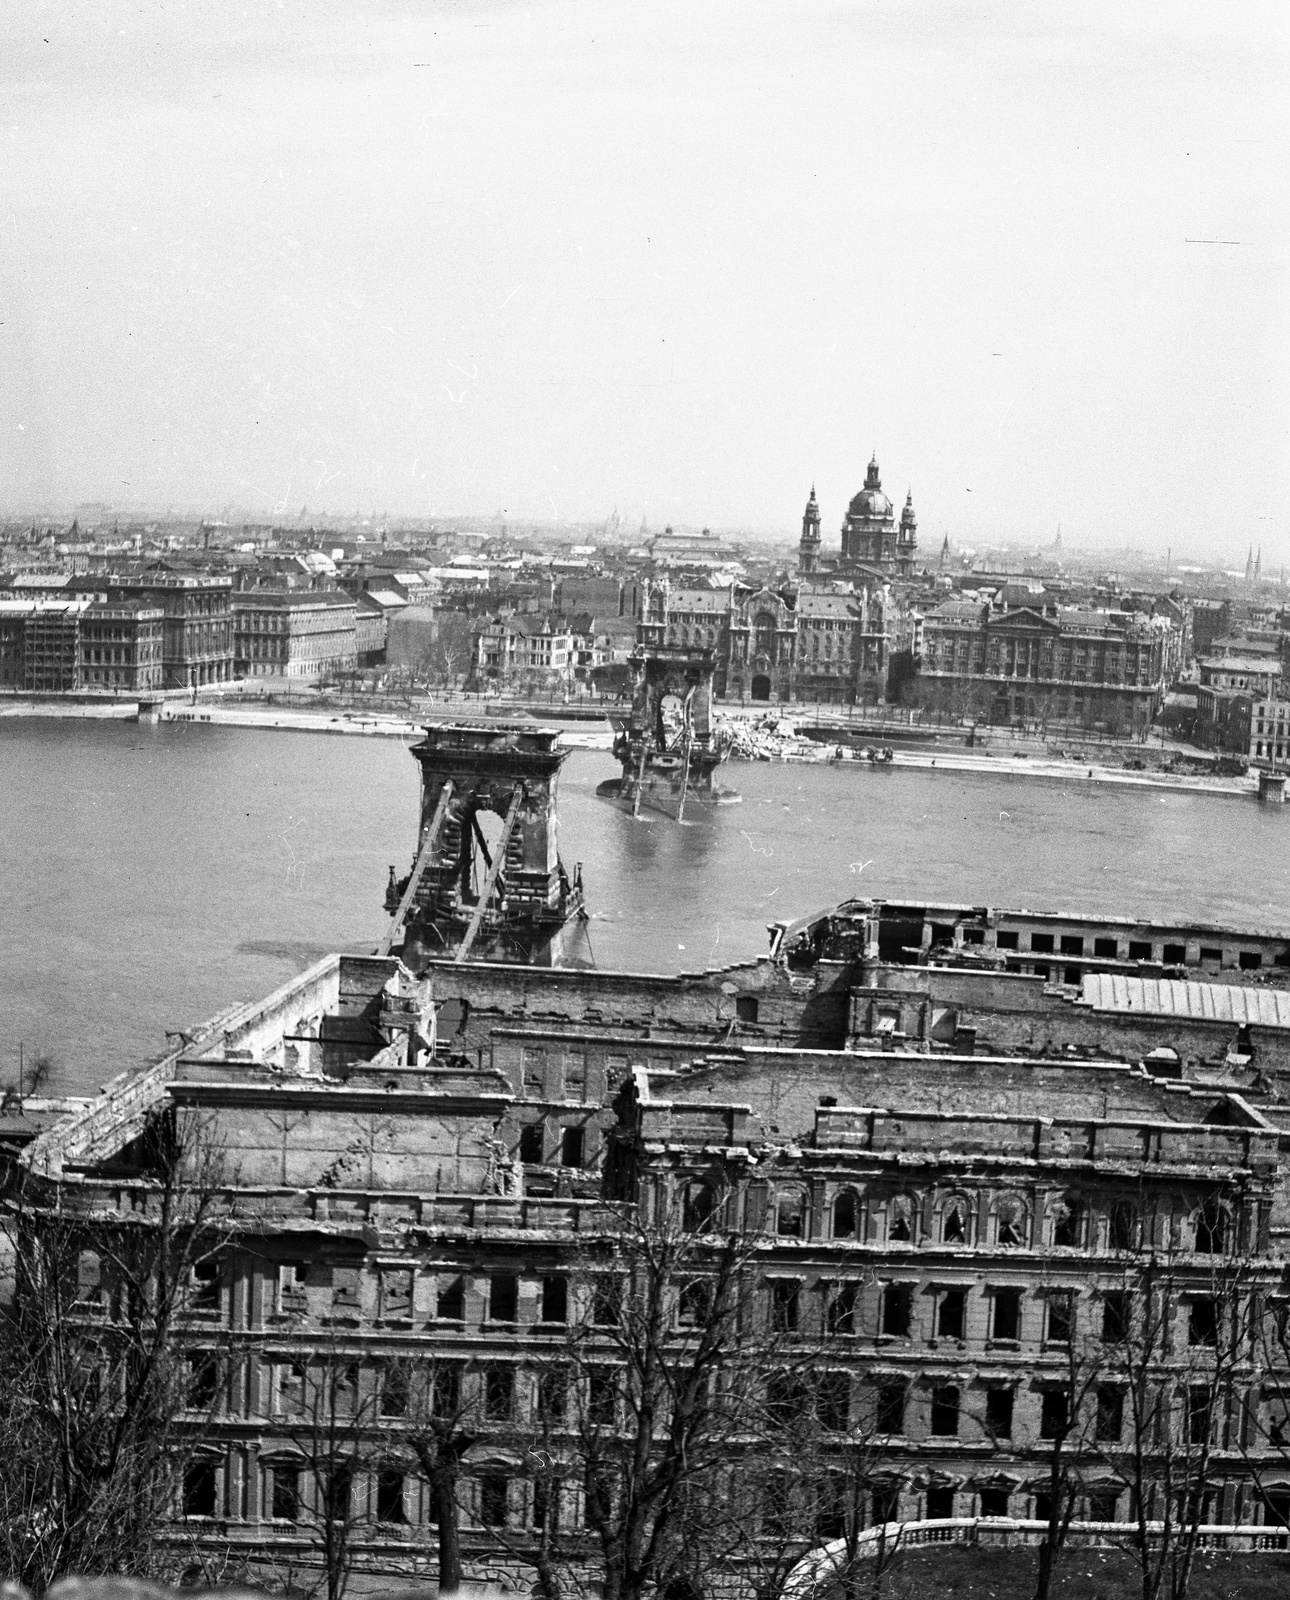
[2,717,1286,1097]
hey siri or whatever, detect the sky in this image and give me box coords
[0,0,1286,561]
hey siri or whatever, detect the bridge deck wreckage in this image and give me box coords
[6,723,1290,1592]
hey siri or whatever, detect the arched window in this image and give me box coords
[942,1197,970,1245]
[996,1195,1028,1248]
[1052,1194,1085,1248]
[776,1188,807,1238]
[888,1194,915,1243]
[833,1190,858,1240]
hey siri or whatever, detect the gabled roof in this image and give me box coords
[987,606,1059,631]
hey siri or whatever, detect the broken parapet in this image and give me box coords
[19,955,429,1178]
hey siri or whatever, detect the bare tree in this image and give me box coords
[0,1106,231,1591]
[1021,1283,1106,1600]
[495,1180,801,1600]
[1096,1218,1264,1600]
[378,1351,483,1597]
[274,1340,387,1600]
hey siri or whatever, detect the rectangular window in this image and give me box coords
[1094,937,1118,959]
[1047,1292,1073,1344]
[985,1388,1013,1439]
[191,1259,221,1312]
[278,1262,309,1314]
[381,1363,409,1419]
[678,1279,711,1327]
[183,1461,217,1518]
[771,1280,800,1332]
[520,1123,545,1164]
[980,1488,1009,1518]
[938,1288,966,1341]
[592,1279,621,1327]
[437,1275,465,1322]
[1096,1387,1123,1442]
[930,1385,960,1437]
[1040,1389,1069,1439]
[433,1363,462,1416]
[1188,1388,1212,1445]
[1087,1488,1119,1523]
[560,1127,585,1168]
[1109,1203,1138,1252]
[541,1276,568,1325]
[826,1281,857,1334]
[1060,935,1084,956]
[188,1354,219,1411]
[1030,933,1055,953]
[381,1268,413,1322]
[588,1367,618,1426]
[377,1469,406,1524]
[882,1284,912,1337]
[816,1372,850,1433]
[536,1368,567,1425]
[479,1470,509,1527]
[995,931,1019,950]
[1102,1291,1130,1342]
[1189,1298,1219,1346]
[1163,943,1186,965]
[271,1464,299,1522]
[489,1274,518,1324]
[992,1288,1021,1341]
[485,1366,514,1421]
[876,1384,905,1436]
[521,1048,546,1095]
[559,1047,588,1095]
[532,1475,556,1532]
[277,1362,306,1415]
[763,1472,795,1540]
[927,1486,954,1520]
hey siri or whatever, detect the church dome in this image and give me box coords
[847,486,893,520]
[846,454,893,521]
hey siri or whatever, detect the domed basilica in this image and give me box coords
[799,454,918,580]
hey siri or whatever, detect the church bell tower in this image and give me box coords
[798,486,822,575]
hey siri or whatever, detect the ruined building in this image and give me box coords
[7,728,1290,1592]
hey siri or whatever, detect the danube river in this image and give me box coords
[2,717,1286,1098]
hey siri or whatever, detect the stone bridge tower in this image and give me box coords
[382,723,589,969]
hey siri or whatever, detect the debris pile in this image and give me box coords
[715,714,894,764]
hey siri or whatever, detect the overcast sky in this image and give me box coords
[1,0,1285,560]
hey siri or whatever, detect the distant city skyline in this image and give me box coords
[1,1,1285,561]
[5,498,1284,582]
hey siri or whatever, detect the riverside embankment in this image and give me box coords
[0,692,1257,796]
